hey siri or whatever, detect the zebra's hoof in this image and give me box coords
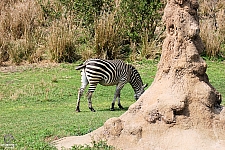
[89,107,96,112]
[110,108,115,111]
[76,108,81,112]
[118,104,124,109]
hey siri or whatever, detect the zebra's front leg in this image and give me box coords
[117,92,124,109]
[111,93,117,111]
[87,91,95,112]
[110,86,123,111]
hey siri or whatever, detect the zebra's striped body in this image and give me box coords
[76,59,147,112]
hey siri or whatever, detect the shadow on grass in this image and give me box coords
[96,106,129,112]
[74,107,129,113]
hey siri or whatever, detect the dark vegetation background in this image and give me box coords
[0,0,224,65]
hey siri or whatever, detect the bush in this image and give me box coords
[94,0,163,60]
[118,0,163,60]
[119,0,162,43]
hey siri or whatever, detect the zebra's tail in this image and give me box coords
[76,59,91,70]
[76,63,86,70]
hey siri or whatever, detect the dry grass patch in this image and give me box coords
[199,0,225,58]
[0,0,43,64]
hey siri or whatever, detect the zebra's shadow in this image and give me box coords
[96,107,129,112]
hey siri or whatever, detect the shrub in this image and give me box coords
[58,0,114,33]
[94,0,163,60]
[119,0,162,43]
[118,0,163,60]
[72,140,115,150]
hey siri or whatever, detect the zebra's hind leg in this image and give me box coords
[76,88,85,112]
[76,70,88,112]
[87,91,95,112]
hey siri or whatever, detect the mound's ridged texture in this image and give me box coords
[54,0,225,149]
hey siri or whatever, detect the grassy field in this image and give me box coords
[0,60,224,149]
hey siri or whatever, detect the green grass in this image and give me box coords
[0,59,224,149]
[206,61,225,97]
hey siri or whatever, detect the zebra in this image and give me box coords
[75,59,148,112]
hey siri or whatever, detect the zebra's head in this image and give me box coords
[134,84,148,100]
[129,65,148,100]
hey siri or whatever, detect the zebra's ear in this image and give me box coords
[143,84,148,89]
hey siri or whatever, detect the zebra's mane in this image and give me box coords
[128,64,143,85]
[129,64,139,75]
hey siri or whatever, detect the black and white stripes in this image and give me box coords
[75,59,147,112]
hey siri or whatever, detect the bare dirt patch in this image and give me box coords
[0,61,59,73]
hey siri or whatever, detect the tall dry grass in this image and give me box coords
[0,0,88,64]
[0,0,224,65]
[94,9,125,59]
[199,0,225,58]
[141,32,162,60]
[46,16,87,62]
[40,0,90,62]
[0,0,43,64]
